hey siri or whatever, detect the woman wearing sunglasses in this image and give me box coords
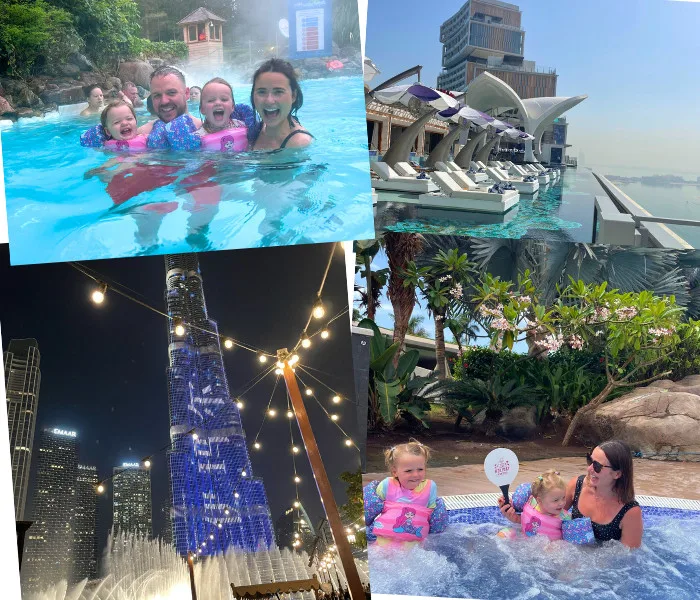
[499,440,643,548]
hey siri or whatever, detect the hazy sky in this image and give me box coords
[367,0,700,175]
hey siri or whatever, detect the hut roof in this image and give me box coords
[177,7,226,25]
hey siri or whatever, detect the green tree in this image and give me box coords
[354,239,387,321]
[402,248,476,379]
[0,0,82,76]
[338,469,366,549]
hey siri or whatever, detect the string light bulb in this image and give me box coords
[275,368,284,375]
[143,458,152,468]
[96,483,105,494]
[286,410,294,419]
[305,388,313,396]
[91,283,107,305]
[224,339,234,349]
[332,395,341,404]
[321,329,329,339]
[268,408,277,417]
[292,446,300,454]
[241,470,247,477]
[254,442,261,450]
[301,335,311,349]
[345,439,352,447]
[293,501,300,508]
[312,300,325,319]
[259,355,268,363]
[276,361,285,369]
[174,322,185,337]
[294,476,301,483]
[288,354,299,366]
[236,400,244,409]
[330,414,338,421]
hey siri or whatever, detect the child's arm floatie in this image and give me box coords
[429,497,449,533]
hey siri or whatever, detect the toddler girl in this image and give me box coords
[364,441,448,544]
[499,469,571,541]
[196,77,248,152]
[100,101,147,151]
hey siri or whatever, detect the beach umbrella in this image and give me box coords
[372,84,459,111]
[437,105,494,128]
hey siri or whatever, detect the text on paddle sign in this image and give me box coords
[493,457,511,477]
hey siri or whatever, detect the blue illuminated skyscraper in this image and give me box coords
[164,254,274,556]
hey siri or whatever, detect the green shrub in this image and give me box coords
[0,0,82,77]
[128,38,188,62]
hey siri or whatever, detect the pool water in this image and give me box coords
[368,505,700,600]
[374,169,604,243]
[1,76,373,265]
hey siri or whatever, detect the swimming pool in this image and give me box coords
[374,169,602,243]
[368,494,700,600]
[1,76,373,265]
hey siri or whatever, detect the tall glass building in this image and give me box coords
[113,463,152,538]
[438,0,525,91]
[164,254,274,556]
[22,427,78,589]
[4,338,41,521]
[74,464,99,581]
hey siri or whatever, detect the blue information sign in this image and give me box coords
[288,0,333,59]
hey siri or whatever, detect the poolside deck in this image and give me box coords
[363,456,700,500]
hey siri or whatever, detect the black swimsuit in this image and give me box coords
[571,475,639,541]
[279,129,313,149]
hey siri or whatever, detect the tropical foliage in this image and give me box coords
[338,470,366,549]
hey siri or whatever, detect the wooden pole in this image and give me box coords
[187,552,198,600]
[280,360,365,600]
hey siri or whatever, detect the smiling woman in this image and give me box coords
[250,58,314,151]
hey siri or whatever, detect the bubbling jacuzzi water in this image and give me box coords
[368,507,700,600]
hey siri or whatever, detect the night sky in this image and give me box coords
[0,242,360,553]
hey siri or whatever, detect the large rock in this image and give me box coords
[577,375,700,460]
[40,84,85,105]
[104,76,122,92]
[69,52,95,72]
[0,95,13,114]
[118,61,153,89]
[60,63,81,78]
[497,405,538,440]
[1,80,43,108]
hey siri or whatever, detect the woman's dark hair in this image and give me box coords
[84,84,102,100]
[190,86,202,93]
[599,440,635,504]
[250,58,303,128]
[100,100,137,137]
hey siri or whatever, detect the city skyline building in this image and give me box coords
[437,0,557,99]
[74,464,99,581]
[22,427,78,589]
[112,463,153,538]
[164,254,274,556]
[275,501,315,552]
[4,338,41,521]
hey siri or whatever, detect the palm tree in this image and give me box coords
[390,313,430,337]
[354,239,386,321]
[384,233,423,366]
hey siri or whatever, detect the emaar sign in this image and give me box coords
[52,428,76,438]
[122,462,140,468]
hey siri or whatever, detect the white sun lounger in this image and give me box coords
[505,161,549,184]
[370,161,438,193]
[530,163,559,181]
[435,162,491,190]
[444,160,488,182]
[485,167,539,194]
[406,171,519,214]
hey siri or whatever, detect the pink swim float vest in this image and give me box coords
[373,478,435,542]
[104,135,148,152]
[521,496,565,541]
[201,125,248,152]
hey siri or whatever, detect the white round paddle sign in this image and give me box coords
[484,447,519,487]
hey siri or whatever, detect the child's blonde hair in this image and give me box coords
[384,439,432,472]
[531,469,566,499]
